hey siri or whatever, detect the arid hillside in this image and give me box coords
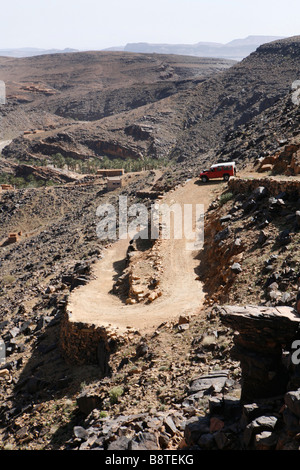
[172,35,300,161]
[0,51,235,184]
[0,51,234,137]
[1,36,300,452]
[1,36,300,183]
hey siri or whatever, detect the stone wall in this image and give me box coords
[59,310,111,371]
[59,308,138,373]
[228,177,300,198]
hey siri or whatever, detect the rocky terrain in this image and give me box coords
[0,51,234,137]
[1,37,300,183]
[1,35,300,453]
[0,50,236,187]
[1,171,300,451]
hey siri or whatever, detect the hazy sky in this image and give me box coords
[0,0,299,50]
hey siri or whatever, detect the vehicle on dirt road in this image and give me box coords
[199,162,236,183]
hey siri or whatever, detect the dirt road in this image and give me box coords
[67,178,223,334]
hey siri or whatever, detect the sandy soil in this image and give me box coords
[67,178,223,334]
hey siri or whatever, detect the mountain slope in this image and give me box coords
[2,36,300,181]
[0,51,234,174]
[0,51,234,134]
[1,36,300,452]
[171,35,300,163]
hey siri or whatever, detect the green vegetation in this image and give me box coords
[0,153,170,189]
[16,157,45,167]
[109,386,124,405]
[50,153,170,174]
[0,172,54,189]
[219,191,234,206]
[97,156,170,173]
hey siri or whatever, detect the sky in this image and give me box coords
[0,0,299,50]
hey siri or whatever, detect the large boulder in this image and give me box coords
[219,305,300,402]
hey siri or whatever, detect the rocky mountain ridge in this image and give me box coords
[1,35,300,452]
[2,36,300,183]
[1,36,283,60]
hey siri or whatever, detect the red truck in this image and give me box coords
[199,162,236,183]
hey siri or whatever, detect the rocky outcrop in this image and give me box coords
[0,157,16,175]
[30,140,91,161]
[219,305,300,403]
[85,139,143,159]
[14,163,80,184]
[173,36,300,161]
[257,143,300,176]
[198,177,300,309]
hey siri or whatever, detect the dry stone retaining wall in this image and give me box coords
[59,308,138,373]
[228,177,300,198]
[59,310,109,366]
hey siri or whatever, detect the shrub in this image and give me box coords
[109,386,124,405]
[219,192,234,206]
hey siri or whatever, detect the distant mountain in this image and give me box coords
[1,37,285,60]
[105,36,285,61]
[0,47,79,58]
[226,36,282,47]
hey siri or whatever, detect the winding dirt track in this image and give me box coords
[67,179,222,334]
